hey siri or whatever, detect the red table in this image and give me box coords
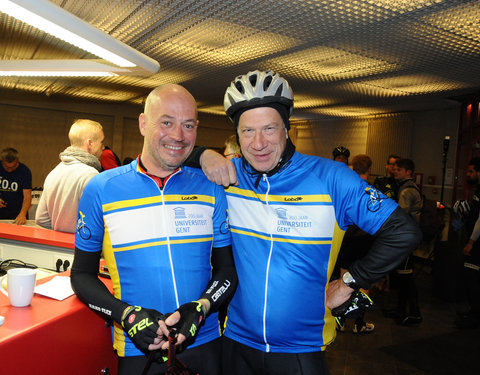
[0,272,118,374]
[0,221,74,249]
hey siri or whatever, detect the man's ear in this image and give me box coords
[85,138,93,153]
[139,113,146,136]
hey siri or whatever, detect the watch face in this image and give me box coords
[343,272,353,284]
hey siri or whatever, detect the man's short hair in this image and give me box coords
[469,157,480,172]
[68,119,103,147]
[1,147,19,162]
[387,154,401,163]
[352,154,372,175]
[396,158,415,173]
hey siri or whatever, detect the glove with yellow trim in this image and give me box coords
[121,305,166,353]
[172,301,206,346]
[331,290,375,321]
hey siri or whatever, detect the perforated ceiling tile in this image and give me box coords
[197,105,227,116]
[264,46,399,82]
[360,74,475,94]
[292,94,337,110]
[2,0,480,119]
[149,19,300,69]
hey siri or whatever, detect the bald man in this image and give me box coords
[71,84,236,375]
[35,119,104,232]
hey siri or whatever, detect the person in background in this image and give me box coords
[374,154,401,200]
[193,70,422,375]
[122,156,134,165]
[35,119,104,233]
[223,134,242,160]
[0,147,32,225]
[100,145,121,170]
[384,158,423,326]
[70,84,236,375]
[455,157,480,329]
[332,145,350,164]
[335,154,376,334]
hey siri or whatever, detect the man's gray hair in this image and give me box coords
[1,147,19,162]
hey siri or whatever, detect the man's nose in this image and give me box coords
[252,131,266,149]
[170,124,184,141]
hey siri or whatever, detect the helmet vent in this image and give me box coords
[249,74,258,87]
[235,81,245,94]
[274,84,283,97]
[264,75,272,90]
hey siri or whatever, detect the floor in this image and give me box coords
[325,258,479,375]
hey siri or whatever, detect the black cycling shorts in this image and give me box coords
[117,337,221,375]
[222,336,330,375]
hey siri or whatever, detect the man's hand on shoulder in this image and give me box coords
[200,149,238,187]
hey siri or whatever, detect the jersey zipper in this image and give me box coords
[146,170,181,309]
[262,174,273,352]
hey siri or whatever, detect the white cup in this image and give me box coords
[0,268,37,307]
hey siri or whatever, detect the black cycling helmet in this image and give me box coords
[333,146,350,159]
[224,70,294,123]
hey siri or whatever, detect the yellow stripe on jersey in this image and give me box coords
[231,228,332,245]
[103,194,215,212]
[102,225,128,357]
[323,221,347,347]
[111,236,214,252]
[226,186,331,203]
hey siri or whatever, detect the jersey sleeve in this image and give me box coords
[74,175,105,252]
[211,183,231,248]
[329,164,398,235]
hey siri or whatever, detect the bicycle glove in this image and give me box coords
[121,305,166,352]
[331,290,375,320]
[172,301,206,346]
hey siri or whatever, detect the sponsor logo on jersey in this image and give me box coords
[284,196,303,201]
[181,195,198,200]
[365,187,383,212]
[275,208,312,233]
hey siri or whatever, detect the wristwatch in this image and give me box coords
[342,271,361,290]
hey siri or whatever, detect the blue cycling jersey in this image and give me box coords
[75,160,231,357]
[224,152,397,353]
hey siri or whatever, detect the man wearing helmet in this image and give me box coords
[332,146,350,164]
[193,70,421,374]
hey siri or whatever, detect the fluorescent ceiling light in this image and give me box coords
[0,0,159,75]
[0,60,126,77]
[0,71,117,77]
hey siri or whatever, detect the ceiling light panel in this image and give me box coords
[359,74,474,95]
[292,94,337,109]
[197,106,226,116]
[149,19,300,68]
[311,104,387,118]
[367,0,443,13]
[415,3,480,56]
[264,46,399,82]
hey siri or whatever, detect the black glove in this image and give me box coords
[121,305,166,353]
[172,301,206,346]
[331,290,375,320]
